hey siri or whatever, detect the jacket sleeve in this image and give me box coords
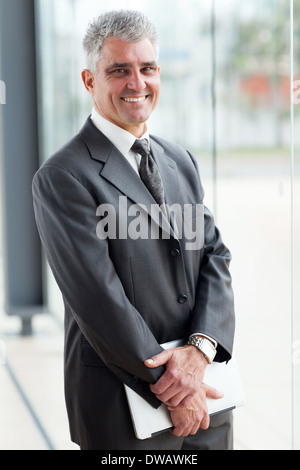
[32,164,164,406]
[187,153,235,362]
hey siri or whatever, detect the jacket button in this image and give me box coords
[171,248,181,257]
[178,294,188,304]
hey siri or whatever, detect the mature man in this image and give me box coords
[32,10,235,450]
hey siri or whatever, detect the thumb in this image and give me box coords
[144,349,172,368]
[204,384,224,400]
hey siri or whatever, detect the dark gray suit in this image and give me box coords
[32,117,235,450]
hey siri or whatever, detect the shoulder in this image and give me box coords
[33,119,103,187]
[150,134,186,155]
[150,134,199,171]
[38,133,89,174]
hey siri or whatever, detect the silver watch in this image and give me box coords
[187,336,216,364]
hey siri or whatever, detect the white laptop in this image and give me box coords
[124,339,246,440]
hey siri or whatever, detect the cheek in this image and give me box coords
[96,88,117,110]
[152,85,161,104]
[150,79,161,97]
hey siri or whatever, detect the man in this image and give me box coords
[32,10,235,450]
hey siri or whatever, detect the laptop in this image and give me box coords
[124,339,246,440]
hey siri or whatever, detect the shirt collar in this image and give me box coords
[91,107,150,156]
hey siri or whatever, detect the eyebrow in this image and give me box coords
[105,61,158,72]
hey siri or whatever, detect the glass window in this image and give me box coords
[213,0,292,449]
[292,0,300,451]
[35,0,296,449]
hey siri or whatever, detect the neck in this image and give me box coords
[93,104,147,138]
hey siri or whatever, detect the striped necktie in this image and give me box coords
[131,139,165,206]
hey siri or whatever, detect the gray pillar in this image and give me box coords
[0,0,44,334]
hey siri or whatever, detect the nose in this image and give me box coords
[126,70,146,92]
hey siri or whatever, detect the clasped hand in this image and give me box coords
[145,345,223,437]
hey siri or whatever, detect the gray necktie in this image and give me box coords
[131,139,165,206]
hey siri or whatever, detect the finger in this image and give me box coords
[149,366,179,395]
[190,419,201,435]
[170,426,184,437]
[167,392,194,409]
[172,392,195,408]
[171,422,192,437]
[200,412,210,430]
[150,374,188,400]
[204,384,224,400]
[150,378,173,397]
[144,349,172,368]
[150,364,195,397]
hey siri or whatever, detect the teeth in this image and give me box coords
[123,96,147,102]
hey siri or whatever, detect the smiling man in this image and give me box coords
[32,10,235,450]
[81,37,161,136]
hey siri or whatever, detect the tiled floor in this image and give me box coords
[0,314,78,450]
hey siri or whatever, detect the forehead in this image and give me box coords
[99,37,158,67]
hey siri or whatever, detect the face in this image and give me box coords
[82,37,161,137]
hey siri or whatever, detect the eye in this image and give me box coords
[142,66,159,75]
[107,68,128,77]
[113,69,126,74]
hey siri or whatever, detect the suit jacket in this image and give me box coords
[32,117,235,450]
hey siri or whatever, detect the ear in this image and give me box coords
[81,69,95,95]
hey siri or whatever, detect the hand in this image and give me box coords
[169,384,223,437]
[144,344,209,408]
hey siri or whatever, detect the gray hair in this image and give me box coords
[82,10,159,74]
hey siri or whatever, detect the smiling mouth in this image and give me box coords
[121,95,149,103]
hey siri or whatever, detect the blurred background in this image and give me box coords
[0,0,299,450]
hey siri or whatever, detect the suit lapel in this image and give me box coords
[100,146,156,211]
[79,118,177,237]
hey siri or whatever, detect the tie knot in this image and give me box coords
[131,139,150,158]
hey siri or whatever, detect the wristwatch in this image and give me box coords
[187,335,217,364]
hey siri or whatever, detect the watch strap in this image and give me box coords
[187,335,216,364]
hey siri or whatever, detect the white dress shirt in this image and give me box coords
[91,107,149,174]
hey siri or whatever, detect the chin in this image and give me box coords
[129,112,151,124]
